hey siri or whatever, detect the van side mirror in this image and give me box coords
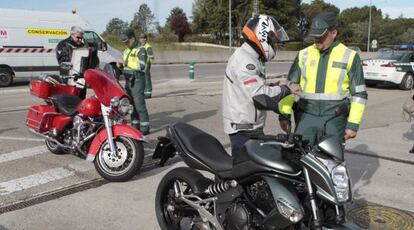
[60,62,73,70]
[253,94,278,112]
[100,41,108,51]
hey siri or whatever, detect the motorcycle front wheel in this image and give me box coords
[94,136,144,182]
[155,167,214,230]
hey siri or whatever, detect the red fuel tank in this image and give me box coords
[77,96,101,117]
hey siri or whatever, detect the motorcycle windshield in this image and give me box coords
[84,64,127,106]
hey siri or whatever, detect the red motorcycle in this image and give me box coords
[25,63,145,182]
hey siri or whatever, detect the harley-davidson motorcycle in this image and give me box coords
[152,94,358,229]
[25,49,145,182]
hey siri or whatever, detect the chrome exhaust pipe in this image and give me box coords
[27,128,71,149]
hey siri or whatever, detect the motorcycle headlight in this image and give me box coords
[118,97,132,115]
[331,164,350,202]
[276,199,303,223]
[316,157,350,203]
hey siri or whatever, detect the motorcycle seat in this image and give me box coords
[170,122,233,178]
[52,94,82,116]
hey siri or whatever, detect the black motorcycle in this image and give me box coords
[152,94,359,230]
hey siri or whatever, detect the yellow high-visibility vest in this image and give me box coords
[143,43,154,64]
[280,43,366,125]
[123,48,145,72]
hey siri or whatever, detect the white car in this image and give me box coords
[363,50,414,90]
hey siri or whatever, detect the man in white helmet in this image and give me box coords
[222,14,300,151]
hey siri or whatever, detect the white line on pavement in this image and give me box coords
[0,88,28,95]
[0,136,43,142]
[0,147,158,196]
[0,105,28,112]
[0,167,75,195]
[0,146,48,163]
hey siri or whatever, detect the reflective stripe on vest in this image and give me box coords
[298,43,356,99]
[299,92,349,101]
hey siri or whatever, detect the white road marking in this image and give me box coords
[0,167,74,195]
[0,88,28,95]
[0,145,157,195]
[0,105,28,112]
[0,145,48,163]
[0,136,43,142]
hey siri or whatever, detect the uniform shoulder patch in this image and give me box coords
[246,64,256,70]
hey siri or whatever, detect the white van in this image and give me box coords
[0,8,122,86]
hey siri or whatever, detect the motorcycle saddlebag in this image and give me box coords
[26,105,57,133]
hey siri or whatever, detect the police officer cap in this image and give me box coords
[120,29,135,43]
[308,12,337,38]
[139,33,148,39]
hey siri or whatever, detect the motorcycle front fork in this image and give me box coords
[101,104,117,157]
[303,167,322,229]
[303,167,345,229]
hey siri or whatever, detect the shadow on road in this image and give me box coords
[149,109,217,135]
[368,84,400,90]
[154,89,198,99]
[0,127,18,135]
[346,144,380,229]
[7,78,30,87]
[402,123,414,141]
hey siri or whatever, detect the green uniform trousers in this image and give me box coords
[125,73,150,132]
[144,63,152,98]
[294,112,346,145]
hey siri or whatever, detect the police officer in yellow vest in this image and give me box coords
[117,29,150,135]
[139,34,154,99]
[279,12,368,144]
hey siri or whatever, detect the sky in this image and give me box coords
[0,0,413,33]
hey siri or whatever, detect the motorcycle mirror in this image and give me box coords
[253,94,278,111]
[60,62,73,71]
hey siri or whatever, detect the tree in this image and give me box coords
[339,6,382,26]
[168,7,191,42]
[301,0,340,24]
[399,28,414,43]
[102,18,128,36]
[130,4,155,35]
[167,7,187,25]
[261,0,301,41]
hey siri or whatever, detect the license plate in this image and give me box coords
[365,72,378,77]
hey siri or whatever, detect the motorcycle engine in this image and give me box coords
[248,180,276,214]
[224,201,251,230]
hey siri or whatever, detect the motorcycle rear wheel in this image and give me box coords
[155,167,213,230]
[94,136,144,182]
